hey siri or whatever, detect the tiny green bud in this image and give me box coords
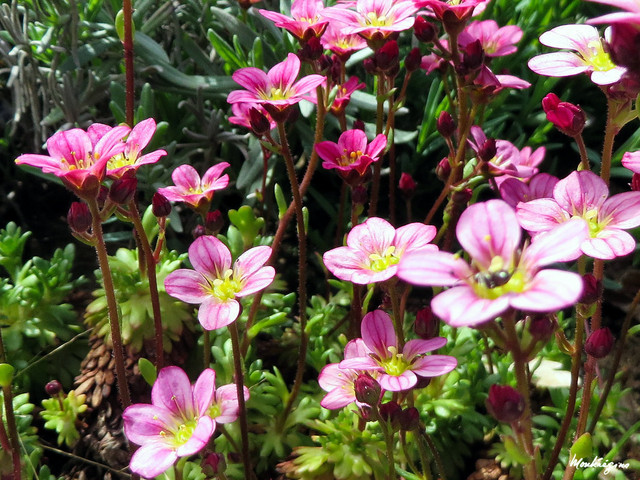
[0,363,14,388]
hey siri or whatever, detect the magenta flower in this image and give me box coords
[123,366,216,478]
[528,24,626,85]
[587,0,640,25]
[322,0,419,41]
[398,200,588,327]
[517,170,640,260]
[315,129,386,175]
[330,77,366,115]
[16,125,129,197]
[227,53,326,115]
[258,0,329,41]
[338,310,457,391]
[164,235,275,330]
[318,338,379,409]
[228,103,277,132]
[417,0,484,26]
[459,20,523,57]
[499,173,559,208]
[323,217,437,284]
[621,150,640,174]
[206,381,250,424]
[87,118,167,179]
[157,163,230,211]
[321,24,368,59]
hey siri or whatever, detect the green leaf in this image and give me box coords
[138,358,157,387]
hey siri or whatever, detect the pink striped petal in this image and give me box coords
[553,170,608,213]
[521,218,588,266]
[516,198,568,233]
[528,52,588,77]
[346,217,395,254]
[232,67,270,93]
[411,355,458,377]
[321,387,355,409]
[193,369,217,415]
[509,269,583,312]
[164,269,209,304]
[361,310,397,357]
[188,235,232,278]
[123,404,173,444]
[539,24,599,51]
[172,164,202,190]
[394,223,437,253]
[378,371,416,391]
[237,266,275,296]
[622,150,640,174]
[268,53,300,90]
[432,285,510,327]
[198,298,240,330]
[398,250,471,286]
[403,338,447,360]
[129,443,177,478]
[600,192,640,229]
[581,229,636,259]
[151,366,195,416]
[235,245,272,278]
[175,416,215,456]
[202,162,230,186]
[47,129,92,165]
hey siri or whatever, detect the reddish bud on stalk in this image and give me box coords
[437,111,456,138]
[436,157,451,182]
[249,108,271,137]
[486,384,525,423]
[152,192,171,218]
[398,173,417,198]
[632,173,640,192]
[414,307,439,339]
[405,47,422,72]
[45,380,63,396]
[542,93,586,137]
[109,175,137,205]
[67,202,92,233]
[354,373,381,406]
[398,407,419,431]
[579,274,602,305]
[414,16,438,43]
[205,210,224,234]
[584,327,615,359]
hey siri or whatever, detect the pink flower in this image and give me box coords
[227,53,326,116]
[587,0,640,25]
[417,0,484,27]
[157,163,230,211]
[398,200,588,327]
[516,170,640,260]
[468,126,519,177]
[338,310,457,391]
[528,24,626,85]
[321,24,368,59]
[164,235,275,330]
[318,339,379,409]
[16,125,129,197]
[228,103,277,132]
[315,129,386,175]
[123,366,216,478]
[541,93,587,137]
[322,0,419,42]
[459,20,523,57]
[323,217,437,284]
[206,382,250,424]
[259,0,329,41]
[88,118,167,179]
[622,150,640,173]
[499,173,559,208]
[330,77,366,115]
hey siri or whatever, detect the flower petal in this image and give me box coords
[378,371,416,391]
[403,338,447,360]
[600,192,640,229]
[198,298,240,330]
[175,416,215,456]
[394,223,437,254]
[581,229,636,259]
[164,269,209,304]
[189,235,232,278]
[398,249,471,286]
[528,52,588,77]
[321,388,355,409]
[152,366,195,416]
[123,404,173,445]
[509,269,583,312]
[361,310,397,357]
[521,218,588,266]
[432,285,510,328]
[193,368,217,415]
[129,443,177,478]
[553,170,608,213]
[411,355,458,377]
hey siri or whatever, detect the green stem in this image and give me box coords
[127,199,164,370]
[574,134,590,171]
[388,283,404,349]
[599,97,618,186]
[3,383,22,480]
[203,330,211,369]
[369,73,387,217]
[276,120,309,430]
[88,198,131,409]
[122,0,135,127]
[228,321,253,480]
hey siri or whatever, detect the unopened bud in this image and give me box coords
[352,186,368,206]
[298,36,323,62]
[45,380,63,396]
[437,111,456,138]
[152,192,171,217]
[584,327,615,358]
[249,107,271,137]
[67,202,92,233]
[478,138,497,163]
[415,307,439,339]
[452,188,472,205]
[542,93,586,137]
[354,373,381,406]
[462,39,484,72]
[379,401,401,430]
[528,315,555,342]
[374,40,399,72]
[109,175,137,204]
[632,173,640,192]
[319,54,332,72]
[436,157,451,182]
[97,185,109,208]
[398,172,417,198]
[192,224,206,239]
[405,47,422,73]
[201,453,226,476]
[363,57,377,75]
[486,384,525,423]
[398,407,419,431]
[579,274,602,305]
[414,16,438,43]
[205,210,224,234]
[353,120,366,132]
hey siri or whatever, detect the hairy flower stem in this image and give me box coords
[588,287,640,433]
[127,199,164,369]
[87,198,131,409]
[542,309,585,480]
[373,407,396,480]
[241,87,326,355]
[228,321,254,480]
[503,314,537,480]
[349,197,363,339]
[276,121,309,430]
[574,135,590,171]
[388,283,404,349]
[421,429,445,480]
[2,384,21,480]
[122,0,135,127]
[369,73,388,217]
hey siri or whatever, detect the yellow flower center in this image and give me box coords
[209,269,243,301]
[584,40,617,72]
[170,419,199,447]
[365,11,389,27]
[338,149,363,166]
[368,246,399,272]
[376,346,411,376]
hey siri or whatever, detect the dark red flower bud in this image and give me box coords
[437,111,456,138]
[478,138,497,163]
[192,224,206,240]
[45,380,63,397]
[379,401,402,430]
[585,327,615,358]
[298,36,323,63]
[398,407,420,431]
[97,185,109,208]
[413,375,432,389]
[542,93,586,137]
[201,453,226,476]
[205,210,224,234]
[414,16,438,43]
[398,172,417,198]
[329,59,342,84]
[405,47,422,73]
[353,120,366,132]
[374,40,399,72]
[67,202,92,233]
[462,39,485,72]
[354,373,381,406]
[249,107,271,137]
[262,103,291,123]
[452,188,472,205]
[607,23,640,81]
[109,175,137,205]
[319,54,333,72]
[486,384,525,423]
[436,157,451,182]
[415,307,439,339]
[352,186,368,206]
[528,315,555,342]
[363,57,377,75]
[579,274,603,305]
[152,192,171,218]
[632,173,640,192]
